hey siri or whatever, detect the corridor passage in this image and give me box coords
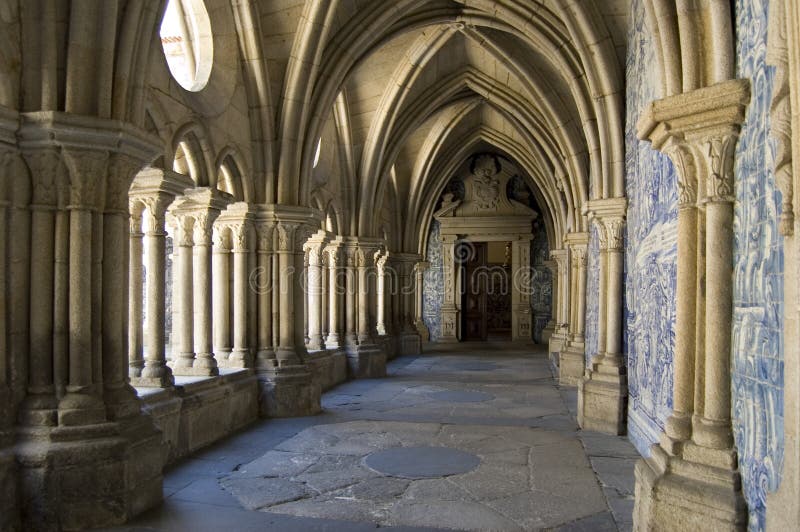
[108,344,638,531]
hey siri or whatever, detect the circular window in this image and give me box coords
[160,0,214,92]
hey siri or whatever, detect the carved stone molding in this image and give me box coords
[767,0,794,235]
[257,222,274,252]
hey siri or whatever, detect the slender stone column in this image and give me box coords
[138,195,175,387]
[59,149,109,426]
[325,244,343,349]
[344,245,358,346]
[694,133,737,450]
[357,247,374,344]
[594,227,609,363]
[376,251,388,336]
[212,228,232,364]
[192,214,217,374]
[413,261,430,341]
[128,207,145,379]
[664,142,699,443]
[255,222,275,368]
[511,238,533,342]
[633,79,750,531]
[541,260,558,345]
[20,150,61,424]
[230,223,251,367]
[275,222,302,365]
[304,238,326,351]
[439,236,459,342]
[603,220,625,363]
[321,248,329,341]
[169,214,196,372]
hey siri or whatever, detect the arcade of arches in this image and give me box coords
[0,0,799,530]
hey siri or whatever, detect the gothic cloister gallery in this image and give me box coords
[0,0,798,530]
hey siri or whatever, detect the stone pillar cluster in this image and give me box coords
[633,79,751,530]
[557,232,589,385]
[578,198,628,435]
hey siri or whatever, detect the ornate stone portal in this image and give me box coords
[433,155,538,343]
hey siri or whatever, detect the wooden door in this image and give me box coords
[462,242,487,341]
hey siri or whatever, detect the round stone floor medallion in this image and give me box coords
[364,446,481,479]
[429,390,495,403]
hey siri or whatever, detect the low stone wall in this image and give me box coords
[307,350,348,392]
[138,370,259,466]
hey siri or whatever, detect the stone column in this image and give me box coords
[230,223,251,367]
[212,227,232,365]
[192,214,217,374]
[255,221,275,368]
[376,251,388,336]
[439,235,459,342]
[511,237,533,342]
[169,213,196,372]
[325,244,343,349]
[633,79,750,530]
[344,244,358,346]
[579,207,628,435]
[541,260,558,344]
[304,236,327,351]
[128,207,145,380]
[0,140,18,532]
[391,254,422,355]
[136,194,175,387]
[19,151,61,424]
[414,261,430,342]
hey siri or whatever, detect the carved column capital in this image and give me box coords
[168,213,195,247]
[257,222,275,252]
[61,148,110,210]
[598,217,626,252]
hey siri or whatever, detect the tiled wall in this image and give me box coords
[585,224,600,365]
[423,219,443,341]
[732,1,784,528]
[624,0,678,456]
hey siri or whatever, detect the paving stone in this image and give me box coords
[388,500,523,531]
[221,476,310,510]
[428,390,495,403]
[364,446,481,479]
[590,456,637,495]
[231,451,319,478]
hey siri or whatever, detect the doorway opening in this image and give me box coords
[460,241,512,341]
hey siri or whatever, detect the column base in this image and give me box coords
[171,364,220,377]
[578,364,627,435]
[15,415,164,531]
[257,366,321,418]
[398,332,422,356]
[226,349,253,369]
[0,441,18,532]
[132,365,175,388]
[558,347,585,386]
[414,319,430,342]
[346,344,387,378]
[634,443,747,531]
[325,333,343,350]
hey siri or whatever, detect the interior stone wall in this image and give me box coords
[585,224,600,366]
[624,0,678,456]
[732,1,785,528]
